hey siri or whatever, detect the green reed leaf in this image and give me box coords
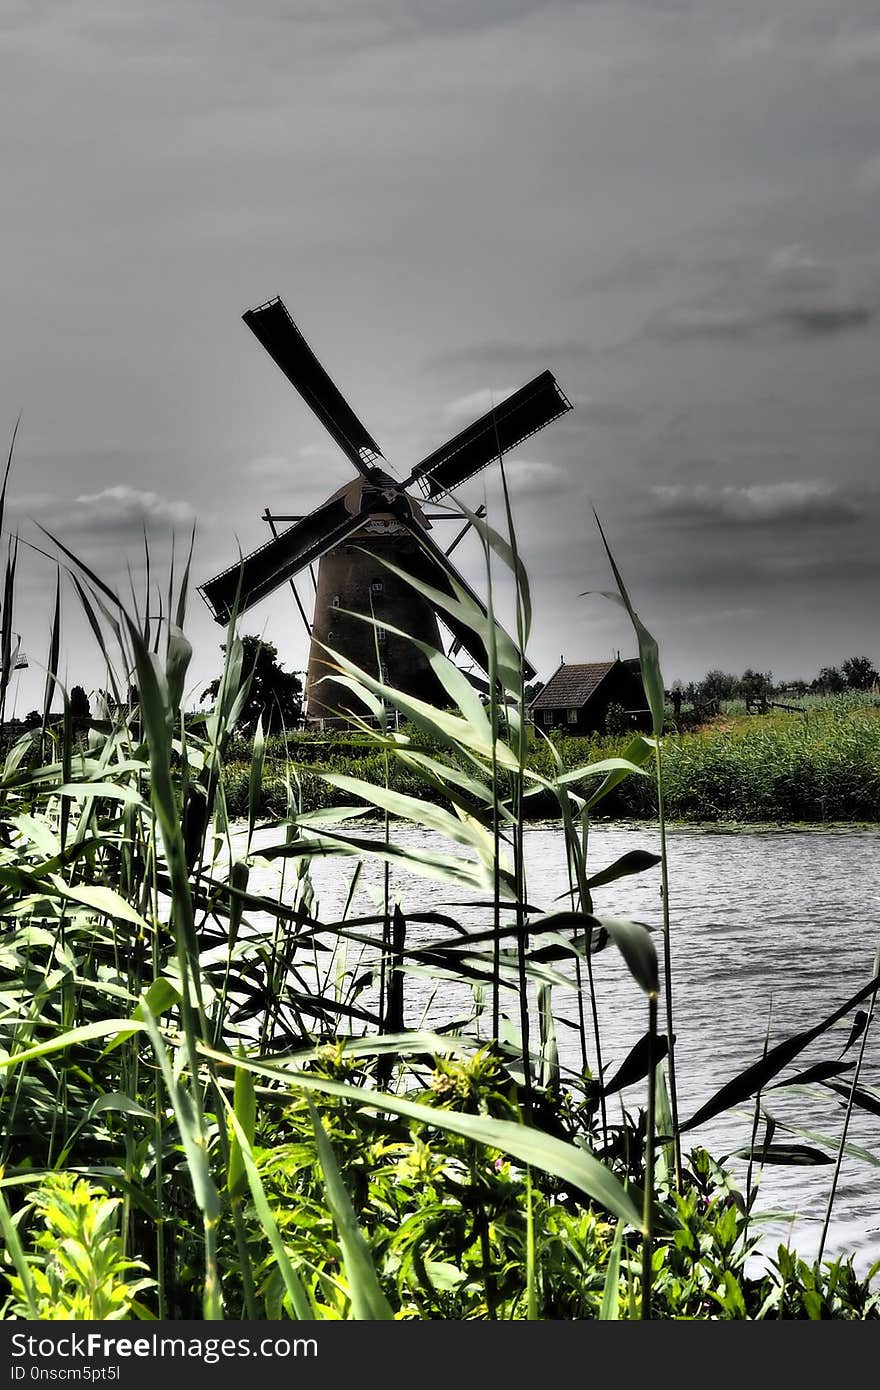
[599,1224,624,1320]
[228,1055,256,1200]
[221,1093,313,1319]
[681,971,880,1133]
[601,917,660,997]
[307,1098,394,1320]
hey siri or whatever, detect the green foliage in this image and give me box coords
[238,1049,618,1320]
[3,1174,154,1320]
[604,701,629,735]
[215,699,880,824]
[203,634,302,735]
[841,655,879,692]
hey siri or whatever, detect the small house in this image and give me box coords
[529,658,650,736]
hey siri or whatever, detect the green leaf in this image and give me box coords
[228,1055,256,1200]
[90,1092,155,1121]
[307,1098,394,1320]
[319,771,497,861]
[220,1094,313,1319]
[586,850,662,892]
[681,970,880,1133]
[247,714,265,852]
[599,1225,624,1320]
[600,1030,670,1098]
[139,1009,220,1223]
[48,877,152,932]
[165,623,193,713]
[584,512,666,737]
[0,1020,146,1070]
[601,917,660,997]
[133,978,182,1022]
[728,1143,833,1166]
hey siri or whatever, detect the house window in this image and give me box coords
[567,708,578,725]
[370,580,383,594]
[543,710,554,726]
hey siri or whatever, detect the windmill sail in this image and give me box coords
[202,297,569,722]
[243,297,385,475]
[405,370,572,499]
[199,492,366,623]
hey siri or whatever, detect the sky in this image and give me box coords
[2,0,879,716]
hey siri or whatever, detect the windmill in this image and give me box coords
[199,297,573,724]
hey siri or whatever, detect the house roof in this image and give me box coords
[530,659,640,711]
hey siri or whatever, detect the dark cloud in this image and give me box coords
[643,246,877,344]
[774,305,875,336]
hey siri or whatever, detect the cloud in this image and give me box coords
[644,242,877,343]
[650,480,861,525]
[828,27,880,72]
[645,306,754,341]
[774,305,874,336]
[764,242,833,295]
[67,486,197,535]
[244,452,293,480]
[442,386,517,423]
[496,457,572,499]
[430,340,598,370]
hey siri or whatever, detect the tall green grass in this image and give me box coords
[200,699,880,826]
[0,447,877,1319]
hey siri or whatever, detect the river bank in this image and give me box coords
[220,699,880,824]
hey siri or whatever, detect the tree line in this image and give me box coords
[672,654,879,709]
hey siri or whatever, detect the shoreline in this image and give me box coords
[243,814,880,837]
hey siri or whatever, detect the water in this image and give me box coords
[240,819,880,1278]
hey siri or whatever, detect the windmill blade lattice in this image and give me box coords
[243,297,385,476]
[404,370,572,499]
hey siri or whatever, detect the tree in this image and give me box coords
[203,635,303,735]
[69,685,91,721]
[737,668,773,710]
[697,670,738,705]
[841,655,879,692]
[814,665,846,695]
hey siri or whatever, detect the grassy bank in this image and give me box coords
[215,698,880,825]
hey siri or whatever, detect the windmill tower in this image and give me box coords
[199,297,572,724]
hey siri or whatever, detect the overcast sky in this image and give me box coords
[3,0,879,714]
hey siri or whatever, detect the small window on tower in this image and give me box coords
[327,630,336,643]
[377,626,387,643]
[370,580,383,594]
[332,595,341,607]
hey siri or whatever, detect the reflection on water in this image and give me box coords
[243,819,880,1277]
